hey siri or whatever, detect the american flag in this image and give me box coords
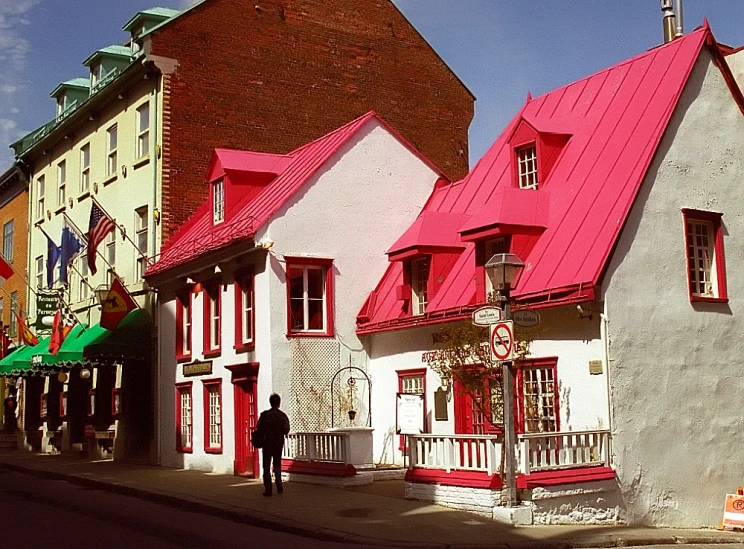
[87,202,115,276]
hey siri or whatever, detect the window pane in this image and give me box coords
[307,268,324,299]
[307,299,324,330]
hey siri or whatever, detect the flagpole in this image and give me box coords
[0,250,38,297]
[91,196,153,266]
[62,212,117,277]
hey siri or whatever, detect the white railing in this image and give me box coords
[518,429,610,474]
[407,434,502,475]
[283,431,350,464]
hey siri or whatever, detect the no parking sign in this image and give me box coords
[489,321,514,362]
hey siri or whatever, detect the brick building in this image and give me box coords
[0,166,29,339]
[145,0,474,238]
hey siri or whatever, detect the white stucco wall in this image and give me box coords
[157,119,440,473]
[367,305,609,466]
[603,51,744,527]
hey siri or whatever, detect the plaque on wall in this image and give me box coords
[434,388,448,421]
[183,360,213,377]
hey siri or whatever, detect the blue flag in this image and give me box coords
[46,236,60,288]
[60,227,82,285]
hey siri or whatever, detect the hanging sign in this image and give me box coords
[396,393,425,435]
[490,321,514,362]
[472,306,503,326]
[183,360,213,377]
[513,310,540,328]
[34,290,58,330]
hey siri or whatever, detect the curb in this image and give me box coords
[3,459,744,549]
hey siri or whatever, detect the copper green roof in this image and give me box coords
[50,78,90,98]
[83,45,132,67]
[123,7,179,32]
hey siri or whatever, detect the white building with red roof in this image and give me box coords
[145,112,445,477]
[357,24,744,526]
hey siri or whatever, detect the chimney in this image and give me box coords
[675,0,684,38]
[661,0,676,43]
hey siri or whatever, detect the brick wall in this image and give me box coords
[149,0,474,239]
[0,182,30,340]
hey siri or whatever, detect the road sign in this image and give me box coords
[490,321,514,362]
[513,310,540,328]
[720,491,744,530]
[472,306,503,326]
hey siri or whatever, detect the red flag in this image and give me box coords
[0,328,12,359]
[49,294,75,355]
[15,312,39,346]
[100,278,137,331]
[0,255,13,286]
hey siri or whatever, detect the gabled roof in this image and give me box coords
[83,45,131,67]
[357,26,741,334]
[147,111,443,278]
[123,7,179,32]
[50,78,90,98]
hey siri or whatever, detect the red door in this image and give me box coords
[233,380,258,477]
[453,380,502,435]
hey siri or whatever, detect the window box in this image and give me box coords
[175,382,193,453]
[203,379,222,454]
[286,257,334,337]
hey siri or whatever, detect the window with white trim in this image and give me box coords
[57,160,66,207]
[517,144,538,189]
[78,255,89,301]
[522,365,557,433]
[204,285,221,353]
[105,231,116,285]
[91,64,101,88]
[3,220,13,263]
[411,257,430,316]
[401,374,424,394]
[106,124,118,177]
[136,102,150,159]
[9,292,17,338]
[35,256,43,290]
[236,270,254,347]
[176,383,192,452]
[687,218,715,298]
[176,292,191,357]
[135,206,148,280]
[36,176,45,220]
[288,262,329,333]
[213,179,224,224]
[80,144,90,193]
[205,382,222,451]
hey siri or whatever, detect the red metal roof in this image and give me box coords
[148,111,445,277]
[358,26,739,334]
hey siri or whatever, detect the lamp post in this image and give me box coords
[485,253,524,508]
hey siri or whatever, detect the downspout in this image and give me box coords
[600,305,613,462]
[151,74,161,465]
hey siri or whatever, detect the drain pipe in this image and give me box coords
[150,73,161,466]
[600,305,613,460]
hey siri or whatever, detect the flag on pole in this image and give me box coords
[100,278,137,331]
[87,202,115,276]
[0,327,15,359]
[46,235,61,288]
[60,226,83,284]
[49,292,76,355]
[0,254,13,287]
[15,311,39,346]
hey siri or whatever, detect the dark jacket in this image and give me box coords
[256,407,290,451]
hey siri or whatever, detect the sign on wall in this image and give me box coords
[396,393,425,435]
[34,290,58,330]
[183,360,213,377]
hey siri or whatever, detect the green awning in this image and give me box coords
[1,337,52,376]
[0,345,29,375]
[84,309,151,363]
[30,324,86,368]
[55,323,112,358]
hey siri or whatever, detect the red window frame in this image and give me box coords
[515,357,560,435]
[682,208,727,303]
[59,391,68,419]
[175,382,193,453]
[175,291,192,361]
[111,388,122,417]
[202,282,222,357]
[397,368,427,451]
[285,257,334,337]
[234,267,255,351]
[202,379,223,454]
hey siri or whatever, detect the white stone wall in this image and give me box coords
[527,480,625,525]
[603,51,744,527]
[405,482,501,518]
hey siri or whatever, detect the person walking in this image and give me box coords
[256,393,290,496]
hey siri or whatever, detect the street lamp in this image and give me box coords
[95,284,109,306]
[484,252,524,508]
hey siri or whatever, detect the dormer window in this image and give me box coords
[213,178,224,224]
[56,96,65,117]
[411,257,430,315]
[517,144,538,189]
[91,64,101,88]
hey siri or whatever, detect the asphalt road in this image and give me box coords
[0,468,395,549]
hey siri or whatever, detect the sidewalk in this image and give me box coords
[0,451,742,548]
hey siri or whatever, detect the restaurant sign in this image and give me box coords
[35,290,58,330]
[183,360,213,377]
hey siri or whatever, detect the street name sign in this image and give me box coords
[490,321,514,362]
[513,310,540,328]
[472,306,503,326]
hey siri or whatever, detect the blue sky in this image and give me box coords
[3,1,744,171]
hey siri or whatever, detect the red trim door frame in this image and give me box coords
[227,363,259,477]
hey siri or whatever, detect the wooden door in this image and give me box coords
[233,380,258,477]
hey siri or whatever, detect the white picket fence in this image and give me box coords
[407,434,502,475]
[518,429,611,474]
[283,431,351,464]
